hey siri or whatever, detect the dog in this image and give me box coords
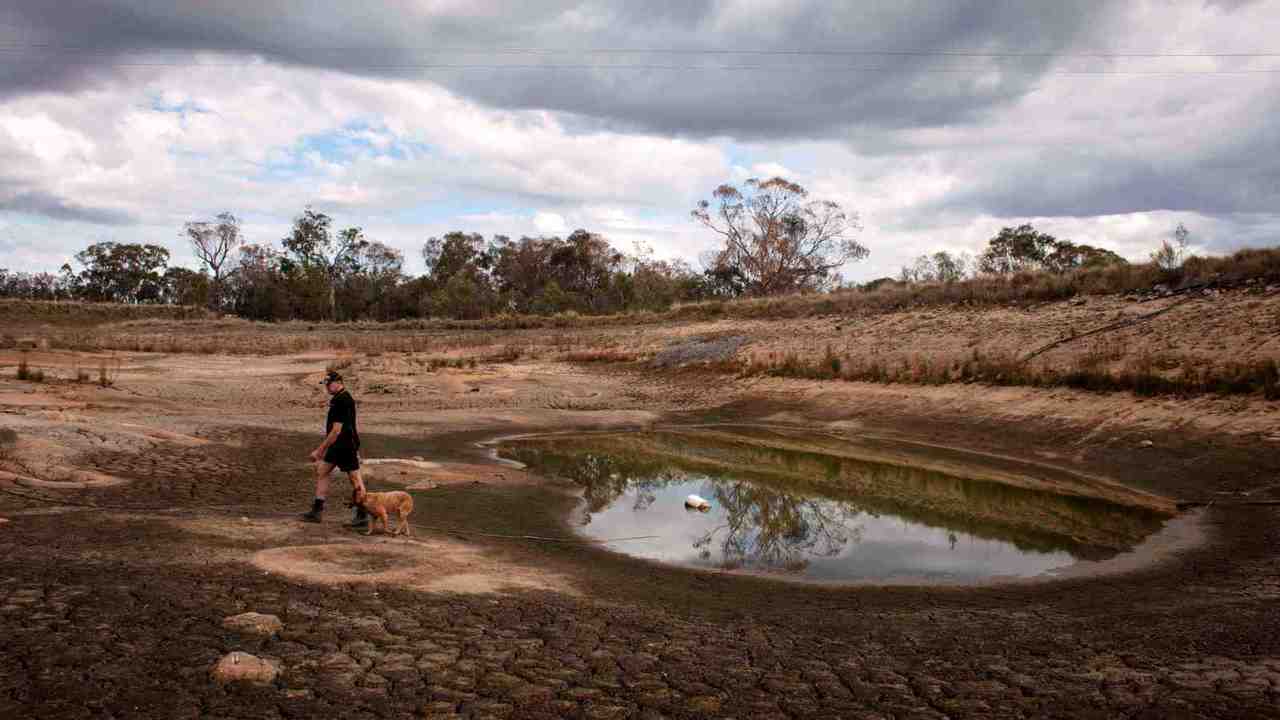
[351,487,414,536]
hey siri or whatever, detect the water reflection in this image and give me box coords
[693,480,859,571]
[500,431,1172,581]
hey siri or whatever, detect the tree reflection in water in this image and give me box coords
[506,447,864,572]
[694,480,862,572]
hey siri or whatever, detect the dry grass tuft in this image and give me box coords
[741,346,1280,400]
[0,426,16,464]
[481,346,523,364]
[563,349,645,363]
[97,356,120,388]
[15,353,44,382]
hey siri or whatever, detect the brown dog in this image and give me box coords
[352,487,414,536]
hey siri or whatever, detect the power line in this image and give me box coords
[1,43,1279,58]
[0,55,1273,76]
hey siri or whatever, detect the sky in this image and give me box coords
[1,1,1278,281]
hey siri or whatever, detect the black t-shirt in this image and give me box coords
[326,390,360,452]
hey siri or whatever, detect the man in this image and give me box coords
[300,370,369,528]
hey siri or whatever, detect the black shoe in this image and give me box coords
[300,498,325,523]
[345,508,369,529]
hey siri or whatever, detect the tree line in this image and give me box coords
[0,210,756,321]
[898,224,1131,284]
[2,177,1187,321]
[0,218,720,322]
[0,177,871,321]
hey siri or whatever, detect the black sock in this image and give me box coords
[312,497,326,511]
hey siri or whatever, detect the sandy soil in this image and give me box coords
[2,299,1280,718]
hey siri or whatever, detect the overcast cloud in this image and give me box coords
[0,0,1277,281]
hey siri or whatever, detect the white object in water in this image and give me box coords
[685,494,711,511]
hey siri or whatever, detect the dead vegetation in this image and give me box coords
[97,356,120,387]
[666,246,1280,323]
[742,345,1280,400]
[15,353,43,383]
[0,298,210,328]
[562,349,647,363]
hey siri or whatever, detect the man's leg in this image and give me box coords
[301,461,337,522]
[345,469,369,528]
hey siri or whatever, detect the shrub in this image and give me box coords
[98,357,120,387]
[0,427,15,462]
[483,346,523,364]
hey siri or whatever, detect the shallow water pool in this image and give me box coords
[499,428,1174,583]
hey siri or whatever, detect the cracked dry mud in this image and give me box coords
[2,349,1279,719]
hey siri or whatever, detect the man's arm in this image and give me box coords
[311,422,343,462]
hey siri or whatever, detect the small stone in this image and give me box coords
[1138,440,1154,448]
[211,652,279,685]
[480,672,525,691]
[582,705,630,720]
[687,696,723,713]
[223,612,284,637]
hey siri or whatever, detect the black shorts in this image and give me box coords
[323,447,361,473]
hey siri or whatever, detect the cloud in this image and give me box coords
[0,190,135,225]
[4,2,1111,139]
[1,1,1278,285]
[532,211,568,235]
[0,59,728,272]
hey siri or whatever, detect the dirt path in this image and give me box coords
[1,350,1279,719]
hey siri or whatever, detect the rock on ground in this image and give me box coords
[211,651,279,685]
[222,611,284,637]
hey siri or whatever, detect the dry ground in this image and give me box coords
[2,297,1280,719]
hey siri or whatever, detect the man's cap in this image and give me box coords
[320,371,343,385]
